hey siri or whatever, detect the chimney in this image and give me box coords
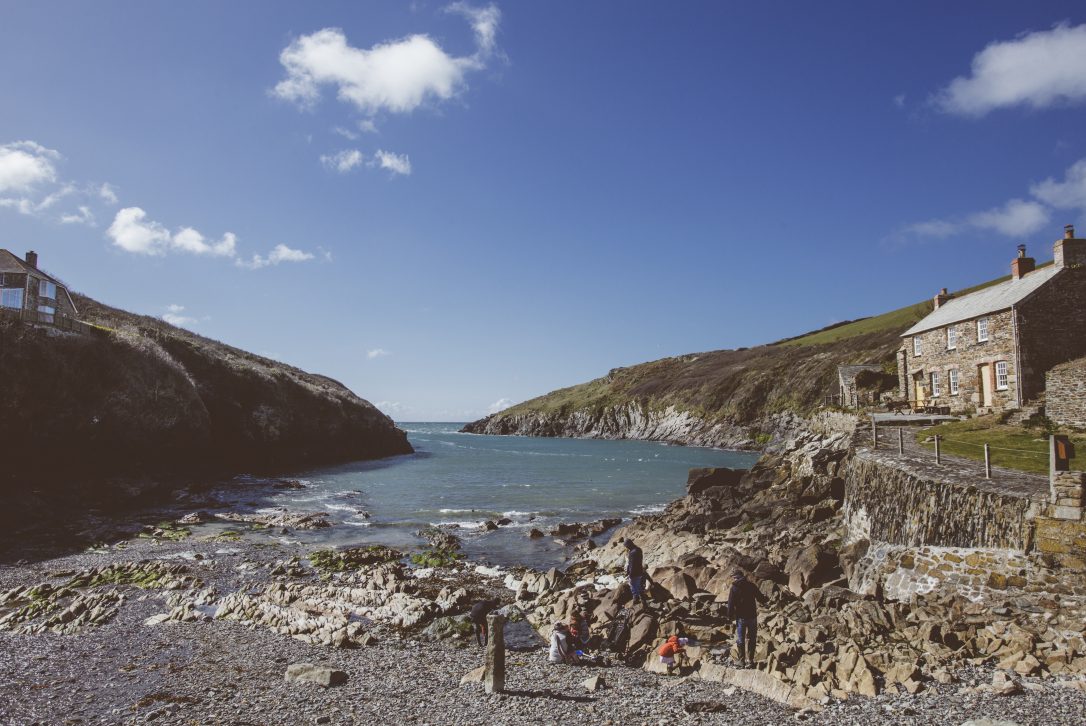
[1011,244,1035,279]
[1054,224,1086,268]
[933,287,952,309]
[24,250,37,269]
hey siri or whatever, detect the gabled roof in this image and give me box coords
[902,265,1062,337]
[0,248,78,314]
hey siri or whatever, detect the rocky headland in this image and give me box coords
[3,414,1085,724]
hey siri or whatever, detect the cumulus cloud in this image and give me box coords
[967,198,1051,237]
[237,243,316,270]
[367,348,391,359]
[0,140,59,194]
[935,22,1086,117]
[162,303,197,328]
[1032,158,1086,210]
[107,207,171,254]
[374,149,412,176]
[272,4,500,117]
[487,397,514,414]
[320,148,364,173]
[60,205,96,226]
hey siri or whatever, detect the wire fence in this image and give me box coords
[867,421,1050,482]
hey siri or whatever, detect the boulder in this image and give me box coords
[686,467,745,497]
[582,674,606,693]
[460,666,485,685]
[284,664,347,688]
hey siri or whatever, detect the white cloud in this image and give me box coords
[162,303,197,328]
[357,119,378,134]
[1032,158,1086,210]
[375,400,405,416]
[487,397,514,415]
[172,227,238,257]
[0,140,60,194]
[320,148,364,173]
[893,93,906,108]
[107,207,171,254]
[935,22,1086,117]
[99,183,118,205]
[967,198,1051,237]
[333,126,359,141]
[367,348,391,359]
[60,205,96,226]
[374,149,412,176]
[237,243,316,270]
[272,5,500,116]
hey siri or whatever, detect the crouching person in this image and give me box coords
[548,621,579,665]
[657,634,688,675]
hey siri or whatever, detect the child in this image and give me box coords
[657,634,688,674]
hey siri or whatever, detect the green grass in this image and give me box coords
[916,414,1084,474]
[409,548,465,568]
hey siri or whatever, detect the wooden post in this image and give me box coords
[984,443,992,479]
[935,435,941,464]
[483,612,506,694]
[898,428,904,455]
[872,419,878,449]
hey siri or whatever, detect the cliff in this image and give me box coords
[463,272,1028,448]
[0,293,412,499]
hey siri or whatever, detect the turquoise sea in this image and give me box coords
[239,423,759,569]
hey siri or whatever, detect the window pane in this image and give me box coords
[37,304,55,323]
[1,288,23,309]
[996,361,1008,389]
[913,337,921,356]
[977,318,988,342]
[931,372,941,397]
[949,369,959,395]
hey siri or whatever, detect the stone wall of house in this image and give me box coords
[24,273,77,319]
[1046,356,1086,429]
[843,452,1034,550]
[1017,266,1086,403]
[901,307,1018,413]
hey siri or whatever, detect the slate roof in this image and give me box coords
[902,265,1062,337]
[0,249,70,288]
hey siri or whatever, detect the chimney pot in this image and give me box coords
[933,288,952,309]
[1067,224,1076,239]
[24,250,37,268]
[1017,244,1027,258]
[1012,244,1035,279]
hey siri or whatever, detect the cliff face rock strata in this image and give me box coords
[0,294,411,508]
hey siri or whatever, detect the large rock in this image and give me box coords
[284,664,347,688]
[697,663,821,711]
[686,467,745,497]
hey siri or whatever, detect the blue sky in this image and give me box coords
[3,2,1086,420]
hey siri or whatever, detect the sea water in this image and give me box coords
[253,423,759,569]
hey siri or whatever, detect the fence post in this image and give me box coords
[898,428,904,455]
[871,419,878,449]
[984,443,992,479]
[935,435,941,465]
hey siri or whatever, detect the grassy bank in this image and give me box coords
[916,415,1085,475]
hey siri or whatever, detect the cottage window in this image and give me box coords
[38,279,56,299]
[1,288,23,309]
[37,305,55,323]
[931,372,941,397]
[995,361,1009,390]
[913,337,922,356]
[947,326,957,350]
[949,369,959,395]
[977,317,989,343]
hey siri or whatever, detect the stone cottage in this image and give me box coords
[837,364,884,408]
[898,225,1086,414]
[0,249,78,324]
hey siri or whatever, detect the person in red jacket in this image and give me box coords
[657,634,688,674]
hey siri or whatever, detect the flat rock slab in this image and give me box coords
[284,663,348,688]
[582,674,606,693]
[697,663,821,712]
[460,666,485,685]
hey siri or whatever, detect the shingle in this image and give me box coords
[901,266,1062,337]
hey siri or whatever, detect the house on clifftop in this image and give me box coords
[0,249,78,325]
[898,225,1086,414]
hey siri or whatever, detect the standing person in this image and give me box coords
[624,538,646,605]
[469,599,496,647]
[727,571,768,667]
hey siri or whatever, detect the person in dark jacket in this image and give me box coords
[469,599,497,647]
[624,539,646,604]
[727,571,767,667]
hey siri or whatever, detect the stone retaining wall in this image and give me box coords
[1046,357,1086,429]
[843,453,1035,550]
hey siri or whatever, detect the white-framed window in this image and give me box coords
[37,305,55,323]
[947,326,957,350]
[38,279,56,299]
[913,336,922,356]
[949,368,959,395]
[931,371,941,397]
[977,317,989,343]
[1,288,23,309]
[995,361,1009,390]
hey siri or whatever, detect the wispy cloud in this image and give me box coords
[59,205,95,226]
[487,397,514,415]
[373,149,412,176]
[934,22,1086,117]
[0,139,121,225]
[320,148,364,173]
[367,348,391,359]
[333,126,359,141]
[98,182,118,205]
[272,4,500,117]
[162,303,197,328]
[375,400,405,416]
[237,243,316,270]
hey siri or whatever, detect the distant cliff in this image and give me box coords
[0,293,412,496]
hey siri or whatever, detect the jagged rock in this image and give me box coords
[582,674,606,693]
[460,666,485,685]
[272,479,307,490]
[686,467,744,497]
[216,510,331,530]
[527,528,545,539]
[284,664,347,687]
[483,520,499,532]
[178,511,214,524]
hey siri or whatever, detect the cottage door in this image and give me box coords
[979,364,993,407]
[914,376,926,407]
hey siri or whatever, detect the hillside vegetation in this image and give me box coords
[0,293,412,494]
[464,270,1024,443]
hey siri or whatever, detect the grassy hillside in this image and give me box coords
[0,293,412,492]
[472,269,1029,432]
